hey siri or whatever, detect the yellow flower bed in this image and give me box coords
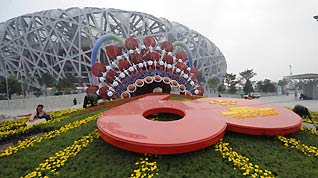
[0,117,29,132]
[0,108,84,139]
[22,129,99,178]
[278,136,318,157]
[283,106,317,124]
[0,113,101,157]
[300,126,318,135]
[215,140,274,178]
[130,154,159,178]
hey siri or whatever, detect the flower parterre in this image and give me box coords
[0,108,83,132]
[0,117,29,132]
[215,139,274,178]
[278,136,318,157]
[130,154,159,178]
[22,129,99,178]
[283,106,317,124]
[300,126,318,135]
[0,108,84,139]
[0,113,101,157]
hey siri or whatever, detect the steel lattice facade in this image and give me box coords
[0,7,227,89]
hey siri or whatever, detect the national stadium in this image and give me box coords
[0,7,226,89]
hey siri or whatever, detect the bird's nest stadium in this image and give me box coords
[0,7,226,89]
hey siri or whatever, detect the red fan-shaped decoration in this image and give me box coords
[196,86,204,96]
[125,37,138,50]
[145,52,160,61]
[105,70,118,83]
[91,63,106,77]
[86,85,99,94]
[176,51,188,62]
[191,67,199,78]
[98,86,109,99]
[118,60,130,71]
[106,45,122,60]
[161,41,173,52]
[163,55,173,64]
[143,36,156,47]
[130,53,143,64]
[176,62,187,71]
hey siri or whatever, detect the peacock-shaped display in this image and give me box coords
[87,33,204,99]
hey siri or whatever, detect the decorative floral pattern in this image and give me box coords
[300,126,318,135]
[0,108,83,139]
[1,113,101,157]
[130,154,159,178]
[215,139,274,178]
[22,129,99,178]
[278,136,318,157]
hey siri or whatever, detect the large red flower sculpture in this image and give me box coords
[97,94,302,154]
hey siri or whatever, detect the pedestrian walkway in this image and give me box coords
[0,93,85,121]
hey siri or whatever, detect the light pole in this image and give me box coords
[289,65,292,76]
[5,60,9,107]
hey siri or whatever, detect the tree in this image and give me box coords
[278,79,288,87]
[240,69,256,94]
[278,78,289,94]
[243,79,254,94]
[260,79,275,93]
[39,73,57,88]
[207,77,220,93]
[197,71,205,85]
[217,84,226,93]
[239,69,257,81]
[224,73,239,94]
[256,81,263,92]
[56,75,79,90]
[0,76,22,99]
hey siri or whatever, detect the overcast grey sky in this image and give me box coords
[1,0,317,82]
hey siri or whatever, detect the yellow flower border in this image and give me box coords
[278,136,318,157]
[0,108,84,139]
[0,117,29,132]
[130,154,159,178]
[1,113,101,157]
[300,126,318,135]
[22,129,99,178]
[215,140,274,178]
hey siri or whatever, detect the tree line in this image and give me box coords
[0,74,80,99]
[205,69,289,94]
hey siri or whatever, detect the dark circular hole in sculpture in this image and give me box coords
[143,108,184,122]
[133,82,171,96]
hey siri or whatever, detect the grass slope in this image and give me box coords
[1,96,318,178]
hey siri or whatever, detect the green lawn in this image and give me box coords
[1,97,318,178]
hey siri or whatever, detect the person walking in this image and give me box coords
[73,98,77,105]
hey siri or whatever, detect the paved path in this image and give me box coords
[258,95,318,111]
[0,93,85,121]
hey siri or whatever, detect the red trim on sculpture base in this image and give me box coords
[98,129,226,154]
[226,122,302,136]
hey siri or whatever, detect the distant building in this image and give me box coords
[285,73,318,100]
[0,7,227,89]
